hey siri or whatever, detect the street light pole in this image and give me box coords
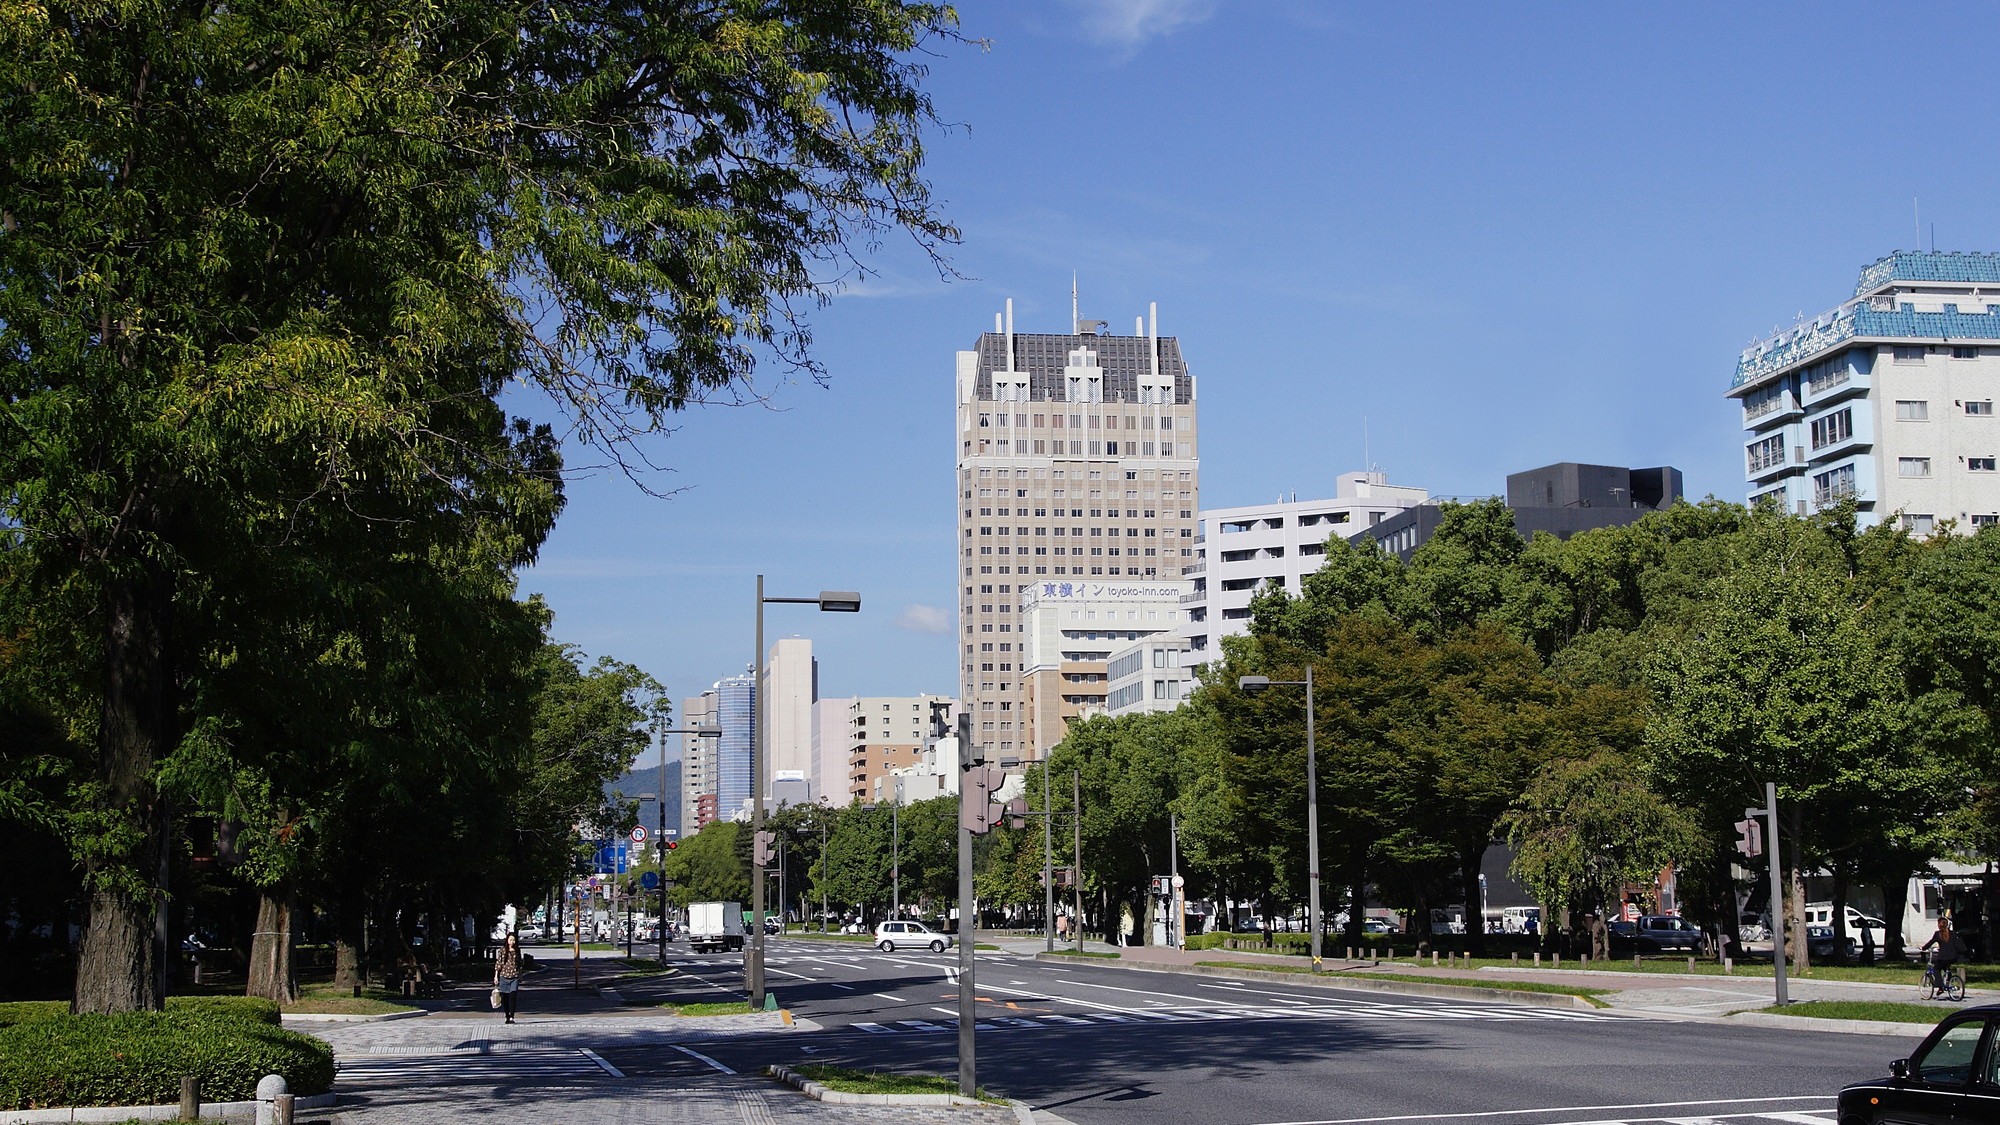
[892,778,902,918]
[750,577,861,1009]
[1240,665,1322,973]
[654,724,718,967]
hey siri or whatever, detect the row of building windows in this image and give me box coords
[975,507,1190,518]
[971,467,1195,481]
[966,564,1175,578]
[1898,457,1997,475]
[975,413,1191,430]
[1895,399,1994,419]
[969,439,1193,457]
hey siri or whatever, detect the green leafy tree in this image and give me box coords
[1,0,957,1011]
[661,822,749,908]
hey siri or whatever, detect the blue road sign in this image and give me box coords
[640,871,660,890]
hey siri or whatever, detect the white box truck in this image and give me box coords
[687,901,744,953]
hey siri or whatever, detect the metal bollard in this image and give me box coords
[1723,956,1733,974]
[275,1093,296,1125]
[179,1076,199,1121]
[1534,951,1542,967]
[1430,951,1438,966]
[1687,956,1696,973]
[1511,952,1519,965]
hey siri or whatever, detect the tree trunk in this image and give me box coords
[1883,874,1910,959]
[1344,843,1366,948]
[73,567,176,1014]
[1787,853,1810,976]
[1830,870,1851,965]
[247,891,297,1004]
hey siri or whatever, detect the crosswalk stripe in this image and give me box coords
[336,1049,608,1086]
[837,1000,1633,1036]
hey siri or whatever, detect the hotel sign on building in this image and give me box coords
[1016,578,1192,756]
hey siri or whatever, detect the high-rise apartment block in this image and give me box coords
[839,694,956,805]
[956,300,1199,760]
[1182,471,1428,659]
[680,690,719,830]
[1732,251,2000,532]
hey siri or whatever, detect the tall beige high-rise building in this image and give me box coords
[759,637,816,797]
[679,690,719,830]
[955,300,1200,760]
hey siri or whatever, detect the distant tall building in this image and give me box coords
[680,690,719,830]
[1732,251,2000,532]
[841,694,956,805]
[810,697,851,806]
[955,299,1200,760]
[712,672,756,822]
[1182,470,1429,659]
[759,638,816,800]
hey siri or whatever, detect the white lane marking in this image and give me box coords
[1241,1095,1833,1125]
[766,967,815,981]
[829,983,855,990]
[875,993,908,1002]
[1061,978,1263,1006]
[1010,980,1029,985]
[854,1022,894,1034]
[1755,1116,1836,1124]
[577,1048,623,1078]
[668,1044,736,1075]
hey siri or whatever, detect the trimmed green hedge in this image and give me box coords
[0,999,330,1110]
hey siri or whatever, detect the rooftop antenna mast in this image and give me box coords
[1071,272,1079,334]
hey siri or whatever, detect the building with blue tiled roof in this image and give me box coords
[1731,252,2000,532]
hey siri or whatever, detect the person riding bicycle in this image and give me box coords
[1922,918,1966,983]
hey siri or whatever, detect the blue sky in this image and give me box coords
[519,0,2000,719]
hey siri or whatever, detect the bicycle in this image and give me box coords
[1921,952,1967,1002]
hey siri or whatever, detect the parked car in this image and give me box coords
[1804,902,1889,951]
[873,920,952,953]
[1839,1004,2000,1122]
[1808,924,1860,960]
[1232,918,1266,934]
[1361,918,1399,934]
[1606,915,1703,954]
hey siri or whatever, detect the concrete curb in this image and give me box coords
[0,1092,337,1124]
[282,1008,427,1024]
[1727,1011,1938,1037]
[1033,953,1600,1010]
[766,1064,991,1107]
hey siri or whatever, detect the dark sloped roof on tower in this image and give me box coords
[972,332,1192,404]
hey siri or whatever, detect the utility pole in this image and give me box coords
[1169,811,1182,949]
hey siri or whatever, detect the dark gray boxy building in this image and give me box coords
[1368,462,1683,561]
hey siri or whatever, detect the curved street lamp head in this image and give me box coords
[817,591,862,613]
[1237,675,1272,692]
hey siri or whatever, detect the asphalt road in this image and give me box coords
[595,937,1916,1125]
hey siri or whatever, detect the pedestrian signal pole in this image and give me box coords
[1744,782,1785,1006]
[957,717,1002,1099]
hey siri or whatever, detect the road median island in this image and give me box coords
[767,1063,1006,1107]
[1030,952,1601,1009]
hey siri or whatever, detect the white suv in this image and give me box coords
[872,920,952,952]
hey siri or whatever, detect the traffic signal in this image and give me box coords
[665,840,678,850]
[1733,817,1763,859]
[753,830,775,867]
[1006,797,1028,830]
[959,765,1005,834]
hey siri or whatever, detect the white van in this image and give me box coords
[1803,902,1889,950]
[1501,906,1541,935]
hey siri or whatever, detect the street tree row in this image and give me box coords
[1019,500,2000,970]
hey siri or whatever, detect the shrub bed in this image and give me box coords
[0,999,331,1110]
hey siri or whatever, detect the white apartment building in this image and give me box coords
[1732,251,2000,531]
[759,638,816,799]
[1104,635,1196,718]
[956,300,1199,762]
[1182,471,1428,658]
[840,694,957,805]
[1017,578,1191,754]
[679,690,719,831]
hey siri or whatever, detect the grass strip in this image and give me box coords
[660,1001,758,1016]
[1349,954,1986,989]
[1046,948,1121,959]
[1750,1000,1954,1024]
[785,932,876,942]
[1195,961,1613,1007]
[792,1064,998,1102]
[282,984,419,1016]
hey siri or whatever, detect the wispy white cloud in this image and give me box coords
[894,604,952,634]
[1064,0,1216,49]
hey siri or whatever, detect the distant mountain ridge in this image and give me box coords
[603,758,680,838]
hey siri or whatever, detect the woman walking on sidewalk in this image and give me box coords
[494,933,523,1023]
